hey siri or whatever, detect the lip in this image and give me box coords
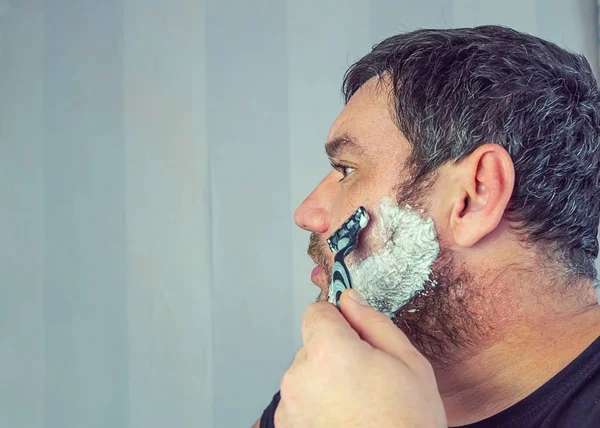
[311,265,324,283]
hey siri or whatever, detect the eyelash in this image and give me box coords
[330,161,356,181]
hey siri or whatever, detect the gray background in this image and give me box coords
[1,0,599,427]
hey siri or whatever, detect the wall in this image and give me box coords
[0,1,598,427]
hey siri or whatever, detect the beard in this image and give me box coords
[391,246,482,367]
[307,203,482,368]
[308,232,334,292]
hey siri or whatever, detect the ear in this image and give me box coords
[449,144,515,248]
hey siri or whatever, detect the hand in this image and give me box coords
[274,289,447,427]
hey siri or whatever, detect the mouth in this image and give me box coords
[310,257,331,296]
[311,264,325,283]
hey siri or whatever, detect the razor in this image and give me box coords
[327,206,370,309]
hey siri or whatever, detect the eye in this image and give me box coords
[342,166,356,178]
[330,161,356,181]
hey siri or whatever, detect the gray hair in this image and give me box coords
[343,25,600,280]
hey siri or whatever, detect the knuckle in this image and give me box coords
[301,302,328,329]
[279,369,295,399]
[289,346,305,367]
[308,334,336,365]
[300,306,317,333]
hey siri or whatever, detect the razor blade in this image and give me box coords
[327,206,370,309]
[327,206,370,253]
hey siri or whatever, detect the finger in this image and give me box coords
[339,289,418,360]
[273,397,287,428]
[289,346,306,368]
[301,301,359,346]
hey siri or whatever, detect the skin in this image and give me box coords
[275,290,447,427]
[253,78,600,427]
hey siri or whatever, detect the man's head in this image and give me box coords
[294,26,600,365]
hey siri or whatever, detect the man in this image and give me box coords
[255,26,600,427]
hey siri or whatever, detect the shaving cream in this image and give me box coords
[331,198,440,316]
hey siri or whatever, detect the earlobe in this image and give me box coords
[450,145,515,248]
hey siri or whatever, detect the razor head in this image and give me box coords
[327,206,370,253]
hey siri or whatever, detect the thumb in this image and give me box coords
[339,289,416,359]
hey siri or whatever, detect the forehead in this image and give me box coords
[327,79,408,160]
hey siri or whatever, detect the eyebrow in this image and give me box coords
[325,133,366,159]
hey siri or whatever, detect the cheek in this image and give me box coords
[351,220,385,263]
[328,185,364,231]
[334,181,363,206]
[335,174,381,212]
[327,172,392,242]
[351,232,374,263]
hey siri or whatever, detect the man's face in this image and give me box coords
[295,78,434,301]
[294,79,477,364]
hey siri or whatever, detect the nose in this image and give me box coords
[294,176,333,234]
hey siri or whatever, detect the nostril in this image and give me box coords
[293,207,329,233]
[313,211,329,234]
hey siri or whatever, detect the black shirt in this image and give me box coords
[260,335,600,427]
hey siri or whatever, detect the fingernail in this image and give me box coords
[349,289,369,306]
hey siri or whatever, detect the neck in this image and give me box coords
[436,277,600,426]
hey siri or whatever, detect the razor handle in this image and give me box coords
[330,239,357,310]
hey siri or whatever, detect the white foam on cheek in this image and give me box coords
[335,198,440,317]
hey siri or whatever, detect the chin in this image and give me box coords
[311,271,330,300]
[316,290,329,302]
[313,282,329,302]
[314,285,327,302]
